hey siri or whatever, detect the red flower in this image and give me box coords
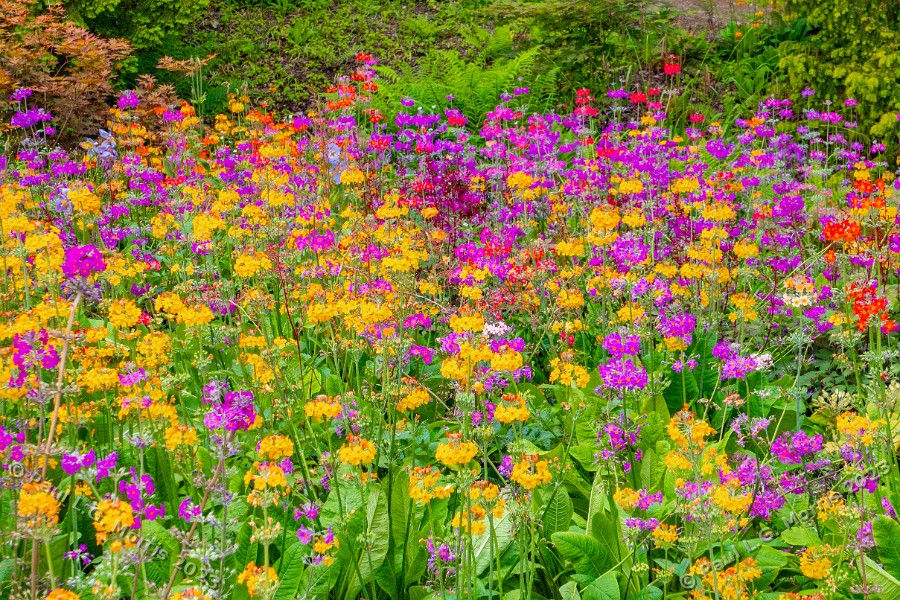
[664,55,681,76]
[629,92,647,104]
[823,219,861,243]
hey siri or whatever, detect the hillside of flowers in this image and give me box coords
[4,53,900,600]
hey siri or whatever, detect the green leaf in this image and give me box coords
[559,581,582,600]
[272,542,307,600]
[662,367,700,415]
[343,484,390,600]
[542,487,573,537]
[473,506,513,575]
[583,572,619,600]
[780,526,822,547]
[864,557,900,600]
[325,373,344,396]
[390,469,412,546]
[551,532,611,579]
[875,517,900,579]
[233,523,257,572]
[0,559,15,584]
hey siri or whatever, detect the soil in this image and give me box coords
[657,0,760,36]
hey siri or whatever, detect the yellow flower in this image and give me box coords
[108,299,141,328]
[451,505,487,535]
[338,436,376,466]
[243,462,289,491]
[556,289,584,309]
[449,312,485,333]
[711,485,752,515]
[94,498,136,544]
[836,411,883,447]
[18,482,61,530]
[435,433,478,467]
[651,524,679,547]
[510,456,552,489]
[258,435,294,460]
[237,562,279,598]
[617,303,645,323]
[507,171,533,190]
[409,466,453,504]
[68,187,102,214]
[671,177,700,194]
[397,385,430,412]
[619,179,643,194]
[171,587,211,600]
[46,590,80,600]
[304,395,342,422]
[490,349,524,372]
[667,410,716,451]
[799,546,833,579]
[494,393,530,424]
[234,251,272,277]
[733,240,759,260]
[548,358,590,388]
[164,424,199,451]
[614,487,640,511]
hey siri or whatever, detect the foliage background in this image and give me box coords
[3,0,900,146]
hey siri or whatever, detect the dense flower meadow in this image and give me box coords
[5,54,900,600]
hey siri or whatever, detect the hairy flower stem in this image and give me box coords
[161,429,235,599]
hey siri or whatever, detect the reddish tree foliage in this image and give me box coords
[0,0,131,140]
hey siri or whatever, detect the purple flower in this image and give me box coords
[602,332,641,358]
[884,497,897,519]
[721,355,757,380]
[118,90,140,110]
[772,431,823,465]
[498,455,513,478]
[10,108,52,129]
[62,244,106,279]
[203,390,258,431]
[61,450,95,476]
[179,498,202,522]
[297,526,313,544]
[597,358,648,391]
[96,452,118,481]
[10,88,32,102]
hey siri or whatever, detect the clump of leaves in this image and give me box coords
[64,0,210,49]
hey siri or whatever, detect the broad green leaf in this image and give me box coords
[875,517,900,579]
[343,484,390,600]
[272,542,307,600]
[864,557,900,600]
[559,581,582,600]
[662,367,700,415]
[0,559,13,584]
[780,526,822,547]
[325,373,344,396]
[551,532,611,579]
[584,572,619,600]
[542,487,573,537]
[473,507,513,575]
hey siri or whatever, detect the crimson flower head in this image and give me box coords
[664,54,681,76]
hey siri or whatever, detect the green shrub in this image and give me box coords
[777,0,900,137]
[64,0,210,49]
[373,27,560,123]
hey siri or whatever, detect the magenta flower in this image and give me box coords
[62,244,106,279]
